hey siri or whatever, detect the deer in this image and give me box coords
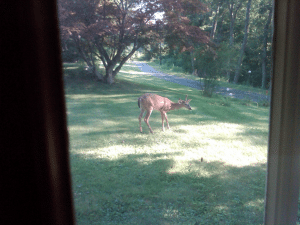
[138,93,192,134]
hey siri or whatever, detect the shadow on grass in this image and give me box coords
[71,152,266,225]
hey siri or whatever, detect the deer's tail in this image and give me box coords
[138,97,141,108]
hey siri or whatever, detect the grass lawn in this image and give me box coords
[64,61,270,224]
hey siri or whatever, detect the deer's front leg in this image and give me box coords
[160,112,165,131]
[164,113,170,129]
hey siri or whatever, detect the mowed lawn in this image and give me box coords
[64,61,269,224]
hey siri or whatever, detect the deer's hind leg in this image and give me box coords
[138,109,145,133]
[144,108,154,134]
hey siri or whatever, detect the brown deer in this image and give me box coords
[138,93,192,134]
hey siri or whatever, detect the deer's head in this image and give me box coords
[178,95,192,110]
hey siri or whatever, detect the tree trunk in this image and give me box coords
[229,7,235,46]
[92,68,103,80]
[73,35,104,81]
[210,5,220,40]
[105,66,115,85]
[159,42,162,66]
[74,38,92,67]
[226,1,242,82]
[233,0,252,84]
[191,50,195,75]
[261,4,273,89]
[97,39,140,84]
[228,1,242,46]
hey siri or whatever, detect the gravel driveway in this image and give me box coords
[133,61,269,103]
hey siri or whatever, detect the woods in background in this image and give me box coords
[145,0,273,89]
[59,0,273,89]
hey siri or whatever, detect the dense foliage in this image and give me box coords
[152,0,273,89]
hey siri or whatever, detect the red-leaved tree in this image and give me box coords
[59,0,209,84]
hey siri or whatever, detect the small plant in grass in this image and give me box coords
[219,97,231,107]
[63,61,106,81]
[240,96,252,106]
[63,62,86,78]
[258,99,270,107]
[199,72,219,97]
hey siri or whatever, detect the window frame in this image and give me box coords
[1,0,300,224]
[264,1,300,224]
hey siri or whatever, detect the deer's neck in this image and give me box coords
[170,102,183,110]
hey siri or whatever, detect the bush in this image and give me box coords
[194,47,222,97]
[219,97,231,107]
[61,40,80,62]
[195,44,239,96]
[240,97,252,106]
[199,73,219,97]
[258,99,270,107]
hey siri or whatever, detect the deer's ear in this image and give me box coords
[187,99,192,103]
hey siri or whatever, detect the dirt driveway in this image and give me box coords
[132,61,269,103]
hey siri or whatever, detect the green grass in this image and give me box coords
[64,61,269,224]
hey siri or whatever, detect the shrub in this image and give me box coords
[195,44,239,96]
[199,73,219,97]
[240,97,252,106]
[219,97,231,107]
[258,99,270,107]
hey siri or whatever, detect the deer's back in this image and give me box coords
[139,93,172,111]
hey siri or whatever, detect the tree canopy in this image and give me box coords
[59,0,210,84]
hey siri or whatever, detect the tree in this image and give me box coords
[227,0,243,46]
[228,0,273,87]
[261,0,273,89]
[210,2,221,40]
[225,0,244,82]
[233,0,252,84]
[163,0,211,75]
[59,0,209,84]
[59,0,159,84]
